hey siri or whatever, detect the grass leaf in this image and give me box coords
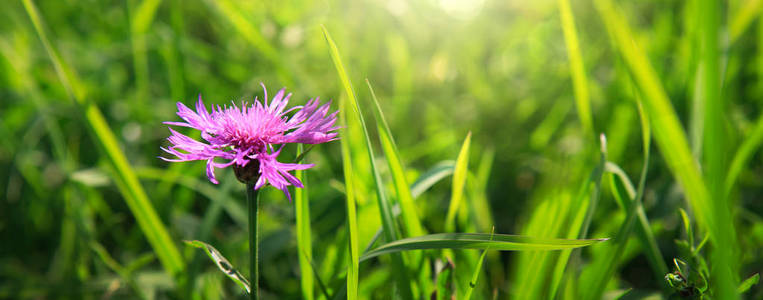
[737,273,759,294]
[295,144,314,300]
[184,240,250,294]
[463,229,494,300]
[445,132,471,231]
[322,25,413,299]
[594,0,738,297]
[557,0,593,134]
[323,27,360,300]
[366,79,425,238]
[725,113,763,197]
[22,0,185,281]
[361,233,607,262]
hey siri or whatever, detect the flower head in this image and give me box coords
[161,84,338,199]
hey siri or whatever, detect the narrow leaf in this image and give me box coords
[445,132,472,231]
[558,0,593,134]
[21,0,185,280]
[594,0,737,297]
[360,233,607,262]
[295,144,314,300]
[322,25,413,299]
[463,229,494,300]
[737,273,759,294]
[411,161,455,198]
[366,79,425,238]
[184,240,250,294]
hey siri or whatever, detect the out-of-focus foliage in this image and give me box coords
[0,0,761,299]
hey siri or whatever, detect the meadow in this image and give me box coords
[1,0,762,299]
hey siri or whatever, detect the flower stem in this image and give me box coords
[246,183,259,300]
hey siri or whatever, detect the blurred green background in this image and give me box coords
[1,0,762,299]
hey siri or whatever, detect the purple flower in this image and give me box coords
[161,84,339,200]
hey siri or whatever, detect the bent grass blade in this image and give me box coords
[185,240,250,294]
[361,233,607,262]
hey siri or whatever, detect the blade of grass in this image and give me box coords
[558,0,593,135]
[411,161,455,198]
[363,161,455,254]
[90,242,150,300]
[594,0,738,297]
[583,155,648,299]
[737,273,760,294]
[201,0,292,86]
[295,144,314,300]
[366,79,431,297]
[724,113,763,198]
[360,233,608,262]
[184,240,250,294]
[701,0,739,297]
[128,0,161,106]
[136,167,246,227]
[470,148,495,232]
[582,92,667,298]
[510,173,588,299]
[548,135,607,299]
[730,0,763,43]
[445,132,471,232]
[322,25,414,299]
[21,0,184,280]
[338,85,359,300]
[366,79,425,238]
[463,229,494,300]
[605,162,668,282]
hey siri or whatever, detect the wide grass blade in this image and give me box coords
[366,79,430,297]
[360,233,607,262]
[295,144,314,300]
[322,25,414,299]
[445,132,471,231]
[700,0,739,296]
[21,0,185,280]
[557,0,593,135]
[366,79,425,238]
[323,25,415,299]
[184,240,250,294]
[594,0,738,297]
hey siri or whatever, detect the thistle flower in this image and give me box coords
[161,84,338,199]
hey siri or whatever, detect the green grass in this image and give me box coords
[2,0,762,299]
[20,0,185,284]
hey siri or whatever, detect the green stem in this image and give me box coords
[246,183,259,300]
